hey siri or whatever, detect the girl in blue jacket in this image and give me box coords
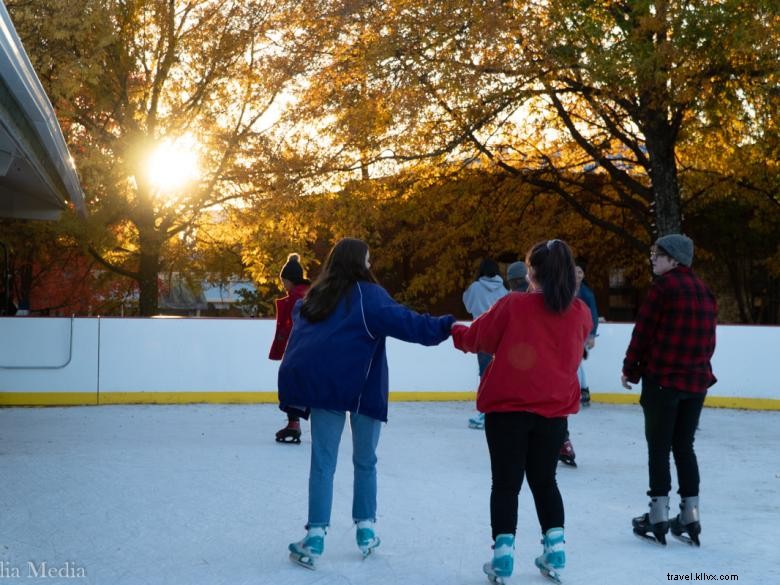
[280,238,455,569]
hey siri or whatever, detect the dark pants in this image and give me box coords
[640,379,705,498]
[485,411,567,539]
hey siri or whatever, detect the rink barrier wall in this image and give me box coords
[1,317,778,409]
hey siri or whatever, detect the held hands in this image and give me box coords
[620,374,632,390]
[586,335,596,350]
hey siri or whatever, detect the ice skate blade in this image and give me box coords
[483,562,509,584]
[633,531,667,546]
[535,558,563,583]
[558,459,577,468]
[468,422,485,430]
[359,537,380,558]
[289,551,316,570]
[275,436,301,444]
[671,533,700,547]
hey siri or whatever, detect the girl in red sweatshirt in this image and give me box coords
[452,239,592,583]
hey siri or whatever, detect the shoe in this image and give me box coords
[483,533,514,583]
[632,496,670,545]
[289,526,325,569]
[355,520,381,557]
[468,412,485,430]
[558,439,576,467]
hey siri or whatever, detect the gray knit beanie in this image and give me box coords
[655,234,694,267]
[507,261,528,281]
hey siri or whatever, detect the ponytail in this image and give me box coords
[526,239,577,313]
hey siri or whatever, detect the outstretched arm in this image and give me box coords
[451,295,510,355]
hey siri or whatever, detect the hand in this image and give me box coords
[620,374,632,390]
[586,336,595,350]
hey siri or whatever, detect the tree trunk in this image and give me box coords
[643,113,682,237]
[137,227,162,316]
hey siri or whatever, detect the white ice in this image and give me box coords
[1,402,778,585]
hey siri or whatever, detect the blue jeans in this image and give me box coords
[307,408,382,528]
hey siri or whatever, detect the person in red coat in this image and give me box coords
[269,253,310,443]
[452,239,592,583]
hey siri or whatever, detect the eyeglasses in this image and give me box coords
[649,248,668,261]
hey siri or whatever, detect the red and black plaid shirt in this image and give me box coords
[623,266,717,393]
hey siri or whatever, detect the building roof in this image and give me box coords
[0,3,86,220]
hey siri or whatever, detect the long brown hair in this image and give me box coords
[300,238,378,322]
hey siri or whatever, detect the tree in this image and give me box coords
[0,218,132,315]
[8,0,306,315]
[282,0,780,247]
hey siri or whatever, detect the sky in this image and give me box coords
[1,402,778,585]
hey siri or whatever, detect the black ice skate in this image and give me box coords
[671,496,701,546]
[558,439,577,467]
[275,420,302,444]
[633,496,669,545]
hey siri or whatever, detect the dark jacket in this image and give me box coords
[577,282,599,337]
[622,266,717,393]
[278,282,454,421]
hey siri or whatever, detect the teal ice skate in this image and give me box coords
[534,527,565,583]
[288,526,325,569]
[355,520,381,557]
[469,412,485,430]
[483,533,514,584]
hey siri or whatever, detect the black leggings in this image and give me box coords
[640,379,705,497]
[484,412,567,539]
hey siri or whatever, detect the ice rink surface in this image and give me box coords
[1,402,778,585]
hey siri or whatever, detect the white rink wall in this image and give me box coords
[0,317,778,408]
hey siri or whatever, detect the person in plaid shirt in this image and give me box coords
[621,234,717,547]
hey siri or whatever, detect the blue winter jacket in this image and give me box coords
[278,282,455,422]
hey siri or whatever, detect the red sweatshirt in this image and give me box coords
[269,283,309,360]
[452,292,592,418]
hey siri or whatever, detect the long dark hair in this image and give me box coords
[526,239,577,313]
[477,258,500,279]
[300,238,378,322]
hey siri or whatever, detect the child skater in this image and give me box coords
[451,239,592,584]
[269,253,310,443]
[278,237,455,568]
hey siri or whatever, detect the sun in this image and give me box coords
[145,136,200,194]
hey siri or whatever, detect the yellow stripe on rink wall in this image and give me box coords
[0,391,778,410]
[559,393,780,411]
[0,392,97,406]
[99,392,279,405]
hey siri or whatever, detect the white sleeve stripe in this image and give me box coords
[357,283,376,340]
